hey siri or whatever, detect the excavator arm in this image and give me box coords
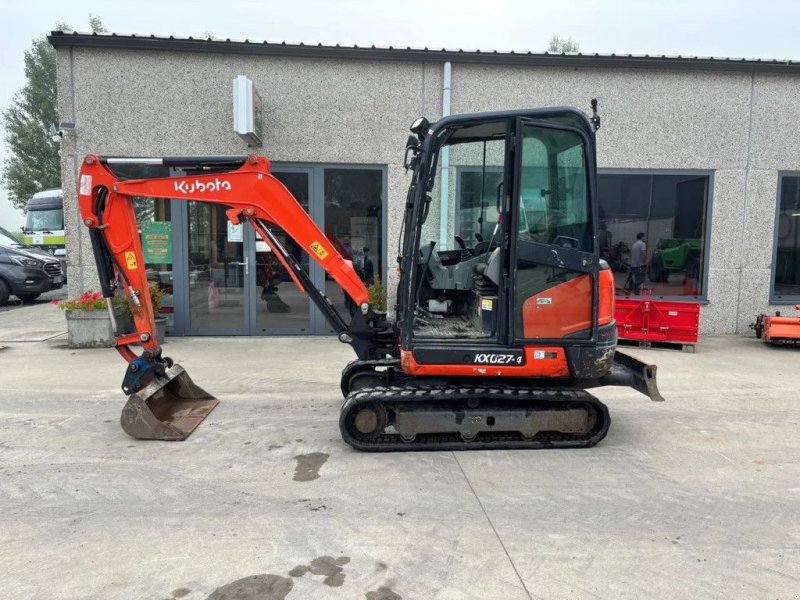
[77,153,394,440]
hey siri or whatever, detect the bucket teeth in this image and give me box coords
[119,364,219,441]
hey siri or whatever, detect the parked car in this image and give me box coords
[0,226,63,305]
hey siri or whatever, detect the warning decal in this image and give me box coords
[309,241,329,260]
[125,251,138,270]
[79,175,92,196]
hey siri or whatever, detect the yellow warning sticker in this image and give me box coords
[481,298,494,311]
[125,251,138,270]
[309,241,329,260]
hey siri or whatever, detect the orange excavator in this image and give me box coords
[79,103,663,450]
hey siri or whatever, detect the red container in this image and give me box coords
[615,297,700,344]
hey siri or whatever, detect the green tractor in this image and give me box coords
[648,238,702,283]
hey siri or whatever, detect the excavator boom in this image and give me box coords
[78,154,392,440]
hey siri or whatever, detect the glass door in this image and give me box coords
[317,167,384,334]
[177,166,384,336]
[512,120,596,341]
[186,201,249,334]
[252,169,313,334]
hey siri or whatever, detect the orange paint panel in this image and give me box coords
[764,316,800,341]
[522,274,592,338]
[402,347,570,378]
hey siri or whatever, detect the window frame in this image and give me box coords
[598,168,714,303]
[771,172,800,304]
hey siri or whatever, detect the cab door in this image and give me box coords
[510,119,599,343]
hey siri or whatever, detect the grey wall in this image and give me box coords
[56,45,799,335]
[57,47,442,310]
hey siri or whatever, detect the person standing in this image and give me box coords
[630,232,647,295]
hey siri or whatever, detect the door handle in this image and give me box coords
[232,257,249,275]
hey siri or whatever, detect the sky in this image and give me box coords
[2,0,800,228]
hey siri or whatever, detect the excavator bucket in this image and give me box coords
[120,364,219,441]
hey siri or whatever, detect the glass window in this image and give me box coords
[414,121,507,340]
[517,126,591,250]
[422,121,507,253]
[135,198,174,332]
[25,209,63,231]
[108,164,176,333]
[186,201,245,333]
[598,173,709,298]
[773,175,800,300]
[256,171,312,332]
[323,168,384,322]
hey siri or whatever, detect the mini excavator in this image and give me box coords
[79,103,663,451]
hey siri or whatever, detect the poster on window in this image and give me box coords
[140,221,172,264]
[227,221,243,243]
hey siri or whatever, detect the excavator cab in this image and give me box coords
[402,111,600,348]
[393,108,630,377]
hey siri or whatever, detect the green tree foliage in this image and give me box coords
[548,35,580,53]
[2,17,108,211]
[1,38,60,211]
[89,15,108,34]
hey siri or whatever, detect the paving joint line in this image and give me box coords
[452,451,535,600]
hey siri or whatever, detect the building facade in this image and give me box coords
[50,32,800,336]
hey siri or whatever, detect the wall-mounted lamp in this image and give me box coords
[49,122,75,143]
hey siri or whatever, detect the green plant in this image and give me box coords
[53,290,105,311]
[112,282,165,320]
[148,282,165,315]
[367,277,387,312]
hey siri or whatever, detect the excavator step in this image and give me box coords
[339,384,609,452]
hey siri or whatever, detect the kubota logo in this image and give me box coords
[173,178,232,194]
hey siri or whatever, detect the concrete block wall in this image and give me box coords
[58,47,443,311]
[55,43,800,335]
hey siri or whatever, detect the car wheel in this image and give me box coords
[0,279,9,306]
[17,293,41,304]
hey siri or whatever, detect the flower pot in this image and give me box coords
[66,309,114,349]
[155,317,167,345]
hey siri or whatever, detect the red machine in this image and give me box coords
[78,105,663,451]
[752,306,800,345]
[615,295,700,348]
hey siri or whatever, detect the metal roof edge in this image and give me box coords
[46,31,800,74]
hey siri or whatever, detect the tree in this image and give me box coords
[548,35,580,53]
[1,16,108,211]
[89,15,108,34]
[1,38,60,211]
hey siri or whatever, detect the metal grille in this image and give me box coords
[44,262,62,276]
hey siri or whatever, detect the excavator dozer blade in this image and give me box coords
[120,364,219,441]
[602,350,665,402]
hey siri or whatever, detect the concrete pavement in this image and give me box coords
[0,291,67,343]
[0,334,799,599]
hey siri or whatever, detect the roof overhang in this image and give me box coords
[47,31,800,74]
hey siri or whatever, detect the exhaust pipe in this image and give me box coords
[120,364,219,440]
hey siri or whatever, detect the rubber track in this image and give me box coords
[339,383,610,452]
[340,358,401,397]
